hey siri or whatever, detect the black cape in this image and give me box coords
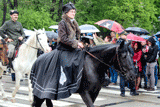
[30,48,85,100]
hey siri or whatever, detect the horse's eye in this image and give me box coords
[121,53,126,58]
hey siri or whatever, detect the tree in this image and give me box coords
[2,0,7,25]
[75,0,158,36]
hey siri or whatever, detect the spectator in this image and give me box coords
[93,33,110,45]
[110,31,117,44]
[104,36,111,43]
[117,31,139,97]
[132,42,142,90]
[141,41,148,89]
[109,32,118,85]
[87,33,95,47]
[145,37,158,91]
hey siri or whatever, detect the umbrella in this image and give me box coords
[81,36,93,40]
[81,36,93,44]
[95,19,125,33]
[45,31,58,41]
[23,29,34,37]
[79,24,100,33]
[49,25,58,29]
[125,27,149,35]
[154,31,160,38]
[127,33,146,42]
[140,35,150,39]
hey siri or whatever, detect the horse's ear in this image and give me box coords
[33,28,38,32]
[43,28,45,32]
[119,40,125,49]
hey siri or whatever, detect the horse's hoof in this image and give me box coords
[29,99,33,103]
[2,98,8,101]
[11,99,16,103]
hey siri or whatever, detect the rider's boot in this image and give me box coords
[7,58,12,73]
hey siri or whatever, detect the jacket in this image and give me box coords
[146,37,158,63]
[57,14,81,51]
[133,49,142,72]
[0,20,25,46]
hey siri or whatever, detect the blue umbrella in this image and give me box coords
[140,35,150,39]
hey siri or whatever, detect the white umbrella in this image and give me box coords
[79,24,100,33]
[49,25,58,29]
[23,29,34,37]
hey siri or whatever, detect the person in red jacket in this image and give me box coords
[132,42,142,90]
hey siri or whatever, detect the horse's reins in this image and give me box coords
[24,33,45,51]
[85,46,126,76]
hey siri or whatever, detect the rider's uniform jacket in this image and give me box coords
[0,20,25,46]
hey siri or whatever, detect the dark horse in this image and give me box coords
[31,41,136,107]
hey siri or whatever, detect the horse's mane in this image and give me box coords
[25,32,36,45]
[88,44,119,53]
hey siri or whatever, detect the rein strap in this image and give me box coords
[85,50,121,73]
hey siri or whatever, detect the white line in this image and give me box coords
[69,93,104,101]
[0,100,30,107]
[10,86,28,91]
[0,92,29,100]
[100,88,131,96]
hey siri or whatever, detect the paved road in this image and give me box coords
[0,75,160,107]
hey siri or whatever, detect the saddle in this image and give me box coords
[0,43,9,66]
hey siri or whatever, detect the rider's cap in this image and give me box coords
[10,10,19,15]
[62,2,76,13]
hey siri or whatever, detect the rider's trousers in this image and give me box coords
[7,44,15,58]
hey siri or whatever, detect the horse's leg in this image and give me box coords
[28,72,33,102]
[0,68,7,100]
[90,88,101,103]
[11,71,22,103]
[46,99,53,107]
[79,91,94,107]
[32,95,45,107]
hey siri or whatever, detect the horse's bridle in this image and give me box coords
[24,33,45,51]
[115,46,127,76]
[85,46,126,76]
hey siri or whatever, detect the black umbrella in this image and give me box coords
[45,31,58,41]
[81,36,93,44]
[125,27,150,35]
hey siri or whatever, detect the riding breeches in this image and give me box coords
[7,44,15,58]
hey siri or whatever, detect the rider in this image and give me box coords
[31,2,84,106]
[0,10,25,76]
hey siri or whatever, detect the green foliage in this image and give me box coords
[17,7,58,30]
[0,0,160,34]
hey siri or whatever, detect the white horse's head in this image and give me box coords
[34,28,51,53]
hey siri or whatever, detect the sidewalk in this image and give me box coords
[109,76,160,89]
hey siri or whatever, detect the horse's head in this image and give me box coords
[34,28,51,53]
[115,41,136,81]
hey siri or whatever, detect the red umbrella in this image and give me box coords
[127,33,146,42]
[95,19,125,33]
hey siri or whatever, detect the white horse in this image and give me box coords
[0,28,51,102]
